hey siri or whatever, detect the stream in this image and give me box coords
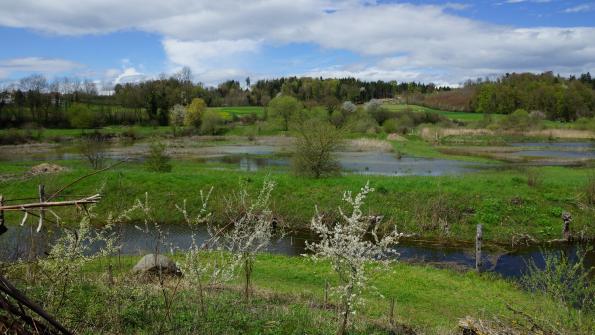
[1,224,592,280]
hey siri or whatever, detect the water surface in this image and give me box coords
[2,224,591,280]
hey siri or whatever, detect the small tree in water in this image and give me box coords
[292,120,342,178]
[307,182,402,335]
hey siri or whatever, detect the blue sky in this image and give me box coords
[0,0,594,89]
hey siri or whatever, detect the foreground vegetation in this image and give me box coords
[3,252,592,334]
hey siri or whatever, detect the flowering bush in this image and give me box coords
[306,182,402,335]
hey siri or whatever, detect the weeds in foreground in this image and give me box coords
[521,246,594,313]
[585,173,595,206]
[526,168,543,188]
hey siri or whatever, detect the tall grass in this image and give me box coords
[521,246,594,312]
[585,173,595,206]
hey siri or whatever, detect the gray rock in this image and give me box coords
[132,254,181,276]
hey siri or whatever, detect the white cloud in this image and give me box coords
[0,57,82,79]
[0,1,594,84]
[563,3,594,13]
[504,0,552,3]
[112,67,146,84]
[162,38,260,84]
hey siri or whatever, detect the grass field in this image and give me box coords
[383,104,499,122]
[209,106,265,118]
[1,159,592,243]
[7,252,589,334]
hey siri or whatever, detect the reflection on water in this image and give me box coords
[0,141,491,176]
[1,224,592,280]
[509,141,595,159]
[2,140,594,175]
[207,152,488,176]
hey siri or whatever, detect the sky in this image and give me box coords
[0,0,594,90]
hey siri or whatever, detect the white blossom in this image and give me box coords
[306,182,402,333]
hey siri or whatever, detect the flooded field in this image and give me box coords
[509,141,595,159]
[0,138,491,176]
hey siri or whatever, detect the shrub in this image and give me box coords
[329,109,346,127]
[217,180,277,300]
[292,120,342,178]
[521,246,594,312]
[307,182,401,335]
[184,98,207,128]
[120,126,138,140]
[574,117,595,132]
[169,104,186,129]
[341,101,357,114]
[0,128,35,145]
[364,99,382,114]
[499,109,537,130]
[200,110,224,135]
[68,103,99,129]
[79,131,108,169]
[267,95,302,131]
[526,169,543,188]
[145,141,172,172]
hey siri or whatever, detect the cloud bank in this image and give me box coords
[1,0,594,85]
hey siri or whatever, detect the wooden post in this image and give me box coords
[38,184,45,230]
[389,297,395,327]
[324,280,329,309]
[562,212,572,241]
[0,195,6,236]
[475,224,482,272]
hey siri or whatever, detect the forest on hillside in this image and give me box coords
[1,70,594,128]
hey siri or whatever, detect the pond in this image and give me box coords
[1,224,592,280]
[509,141,595,160]
[0,141,490,176]
[207,152,487,176]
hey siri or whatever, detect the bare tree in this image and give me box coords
[79,133,108,169]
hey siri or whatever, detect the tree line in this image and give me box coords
[0,70,444,128]
[414,72,595,121]
[2,70,594,128]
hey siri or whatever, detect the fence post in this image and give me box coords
[562,212,572,241]
[38,184,45,229]
[0,194,6,235]
[389,297,395,327]
[323,280,328,309]
[475,224,482,272]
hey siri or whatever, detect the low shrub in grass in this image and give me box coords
[145,141,172,172]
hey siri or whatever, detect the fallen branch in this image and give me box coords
[0,195,101,211]
[0,274,72,335]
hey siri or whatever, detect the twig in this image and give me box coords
[46,159,127,201]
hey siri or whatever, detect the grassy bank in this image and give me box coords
[1,159,592,243]
[6,252,591,334]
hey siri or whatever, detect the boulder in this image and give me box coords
[132,254,181,276]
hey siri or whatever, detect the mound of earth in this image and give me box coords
[29,163,67,175]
